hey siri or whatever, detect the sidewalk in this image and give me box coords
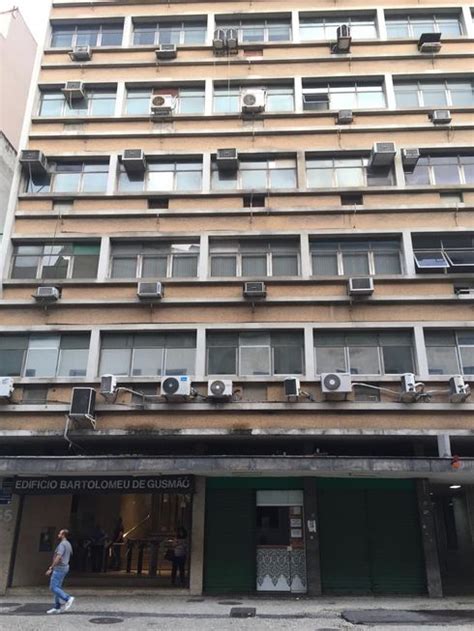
[1,591,474,630]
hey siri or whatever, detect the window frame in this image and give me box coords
[211,157,297,191]
[310,239,403,277]
[125,86,205,116]
[209,239,300,278]
[38,88,117,118]
[118,159,203,193]
[26,161,110,194]
[306,155,395,189]
[393,79,474,109]
[109,241,200,279]
[425,330,474,375]
[10,242,100,280]
[405,154,474,186]
[50,23,124,48]
[215,17,292,43]
[132,19,207,46]
[299,14,377,41]
[213,85,295,114]
[302,81,386,111]
[385,13,463,39]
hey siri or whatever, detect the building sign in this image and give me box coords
[12,475,194,495]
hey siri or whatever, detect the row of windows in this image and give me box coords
[37,80,474,117]
[9,234,474,280]
[1,329,472,378]
[49,12,470,48]
[25,154,474,194]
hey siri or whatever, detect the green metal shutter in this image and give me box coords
[204,489,256,593]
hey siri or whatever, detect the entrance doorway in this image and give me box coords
[256,490,306,593]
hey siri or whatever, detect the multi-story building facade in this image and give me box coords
[0,0,473,598]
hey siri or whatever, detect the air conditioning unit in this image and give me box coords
[333,24,351,53]
[430,110,452,125]
[455,288,474,299]
[369,142,396,167]
[137,281,163,300]
[213,28,227,53]
[69,387,96,428]
[0,377,14,399]
[241,89,266,114]
[150,94,176,117]
[226,28,238,52]
[449,375,471,403]
[400,373,418,403]
[122,149,147,175]
[243,281,266,298]
[216,148,239,172]
[284,377,300,398]
[418,32,442,53]
[337,110,353,124]
[208,379,233,398]
[402,148,420,171]
[321,373,352,400]
[348,277,374,297]
[161,375,191,397]
[155,44,177,60]
[34,286,60,302]
[100,374,117,396]
[19,150,49,175]
[62,81,86,101]
[69,46,92,62]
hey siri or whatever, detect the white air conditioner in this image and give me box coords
[155,44,177,60]
[334,24,351,53]
[449,375,471,403]
[137,281,163,300]
[337,109,353,124]
[69,387,96,428]
[100,374,117,396]
[402,148,420,171]
[241,89,266,114]
[19,150,49,175]
[122,149,147,175]
[430,110,452,125]
[0,377,14,399]
[34,286,60,302]
[161,376,191,397]
[213,28,227,52]
[369,142,396,167]
[243,281,266,298]
[455,288,474,299]
[418,32,442,53]
[321,373,352,400]
[208,379,233,398]
[348,277,374,297]
[216,148,239,171]
[62,81,86,101]
[69,46,92,62]
[150,94,176,116]
[284,377,300,398]
[400,373,418,403]
[226,28,238,51]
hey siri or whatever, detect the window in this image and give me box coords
[0,334,89,377]
[118,160,202,192]
[207,331,304,376]
[212,157,297,190]
[386,14,463,39]
[11,242,100,280]
[394,80,473,108]
[126,87,205,115]
[314,331,414,375]
[405,155,474,186]
[133,20,206,46]
[425,330,474,375]
[110,241,199,278]
[38,89,116,117]
[310,239,402,276]
[302,81,385,111]
[99,332,196,376]
[26,162,109,194]
[51,23,123,48]
[215,17,291,43]
[306,156,394,188]
[213,85,294,113]
[209,238,299,277]
[412,233,474,273]
[300,15,377,40]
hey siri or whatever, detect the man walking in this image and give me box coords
[46,529,75,614]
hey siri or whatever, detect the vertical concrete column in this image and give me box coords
[189,476,206,595]
[198,234,209,280]
[107,154,119,195]
[291,11,300,43]
[303,478,322,596]
[303,325,315,379]
[416,479,443,598]
[204,78,214,117]
[97,236,111,282]
[206,14,216,46]
[465,486,474,546]
[413,325,429,378]
[296,151,307,191]
[202,154,211,194]
[376,8,387,40]
[122,15,134,47]
[300,233,311,279]
[393,151,405,188]
[461,7,474,38]
[195,327,206,379]
[384,73,396,110]
[115,82,126,117]
[294,76,303,114]
[0,494,21,594]
[87,329,101,379]
[437,434,452,458]
[401,230,416,276]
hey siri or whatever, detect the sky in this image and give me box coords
[0,0,51,44]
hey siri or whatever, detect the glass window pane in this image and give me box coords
[270,168,296,189]
[51,28,74,48]
[132,348,163,376]
[165,348,195,375]
[383,346,413,373]
[172,256,198,277]
[176,170,201,191]
[242,255,267,276]
[211,256,236,276]
[241,169,267,189]
[42,254,69,278]
[274,345,303,374]
[54,172,80,192]
[240,347,271,375]
[348,346,380,374]
[99,349,131,375]
[90,95,116,116]
[422,88,448,108]
[133,26,156,45]
[427,346,459,375]
[111,257,137,278]
[307,167,333,188]
[183,26,206,45]
[101,26,123,46]
[142,256,167,278]
[273,255,298,276]
[72,254,99,278]
[460,347,474,375]
[24,348,58,377]
[343,253,369,275]
[39,95,64,116]
[11,256,39,279]
[312,253,338,275]
[208,347,236,374]
[315,346,346,373]
[82,170,108,192]
[374,252,401,274]
[57,349,88,376]
[267,92,294,112]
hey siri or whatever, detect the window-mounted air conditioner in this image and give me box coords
[337,110,353,124]
[449,375,471,403]
[400,373,418,402]
[0,377,14,399]
[69,46,92,62]
[150,94,176,117]
[216,148,239,171]
[418,32,442,53]
[332,24,351,53]
[155,44,177,60]
[241,89,266,114]
[208,379,233,398]
[369,142,396,168]
[122,149,147,175]
[226,28,238,52]
[284,377,301,398]
[402,148,420,172]
[69,387,96,428]
[243,281,266,298]
[137,281,163,300]
[100,374,117,396]
[34,286,60,302]
[212,28,227,53]
[430,110,452,125]
[321,373,352,400]
[348,277,374,297]
[161,376,191,397]
[62,81,86,101]
[19,150,49,175]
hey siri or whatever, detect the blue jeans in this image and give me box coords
[49,567,71,609]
